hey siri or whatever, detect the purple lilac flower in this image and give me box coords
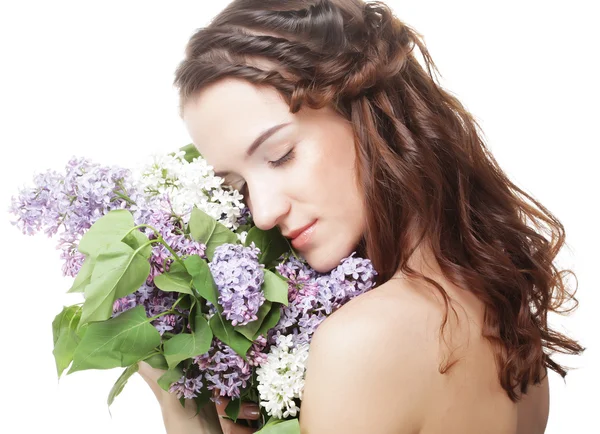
[133,287,186,335]
[236,206,252,226]
[193,335,268,400]
[112,294,137,317]
[209,243,266,326]
[137,202,206,279]
[169,368,204,400]
[9,157,135,277]
[112,280,188,335]
[268,253,377,347]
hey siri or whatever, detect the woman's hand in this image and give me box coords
[212,388,262,434]
[137,361,262,434]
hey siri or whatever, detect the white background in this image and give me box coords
[1,1,598,432]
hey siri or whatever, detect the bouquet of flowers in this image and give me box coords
[9,144,377,433]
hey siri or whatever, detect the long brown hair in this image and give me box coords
[173,0,584,401]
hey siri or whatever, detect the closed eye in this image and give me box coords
[226,147,296,197]
[269,148,295,168]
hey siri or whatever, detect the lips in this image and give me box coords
[286,220,317,250]
[284,221,316,240]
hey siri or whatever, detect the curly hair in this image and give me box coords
[173,0,584,402]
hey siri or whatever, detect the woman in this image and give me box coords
[138,0,584,432]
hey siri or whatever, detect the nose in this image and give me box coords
[245,180,290,231]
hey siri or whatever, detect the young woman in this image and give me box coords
[138,1,584,432]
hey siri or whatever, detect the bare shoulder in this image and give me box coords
[299,278,443,434]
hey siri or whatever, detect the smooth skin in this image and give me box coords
[139,78,549,433]
[137,361,260,434]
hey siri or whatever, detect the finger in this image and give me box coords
[239,402,261,420]
[213,391,230,416]
[218,417,256,434]
[137,361,165,382]
[215,395,257,434]
[213,389,261,421]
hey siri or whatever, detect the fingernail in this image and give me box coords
[243,406,260,418]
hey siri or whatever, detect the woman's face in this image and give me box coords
[182,78,366,273]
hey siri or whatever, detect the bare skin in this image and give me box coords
[143,69,549,433]
[303,242,549,434]
[138,361,262,434]
[139,242,549,434]
[369,272,550,434]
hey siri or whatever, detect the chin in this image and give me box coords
[301,242,358,274]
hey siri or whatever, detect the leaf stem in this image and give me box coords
[147,294,188,322]
[123,224,185,268]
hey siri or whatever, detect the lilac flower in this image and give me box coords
[139,289,186,335]
[193,335,268,400]
[236,206,252,226]
[9,157,135,277]
[209,243,266,326]
[112,294,137,317]
[169,368,204,400]
[131,200,207,279]
[269,253,377,347]
[137,283,154,304]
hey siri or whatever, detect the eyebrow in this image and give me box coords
[214,122,291,178]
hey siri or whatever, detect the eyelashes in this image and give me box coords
[268,147,295,168]
[230,146,296,196]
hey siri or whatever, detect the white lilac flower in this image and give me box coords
[256,334,309,419]
[236,230,248,244]
[132,151,245,230]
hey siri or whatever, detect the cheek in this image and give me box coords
[313,137,361,207]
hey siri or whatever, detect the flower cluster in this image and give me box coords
[10,151,244,337]
[250,253,377,418]
[9,157,133,276]
[270,253,377,347]
[209,243,266,326]
[193,335,269,400]
[11,148,380,430]
[256,334,309,419]
[131,151,245,230]
[169,367,205,400]
[173,252,378,417]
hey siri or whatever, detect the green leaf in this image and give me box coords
[225,397,242,422]
[234,301,272,341]
[163,308,213,368]
[157,367,184,392]
[69,305,161,373]
[154,261,193,295]
[77,209,135,257]
[108,364,139,408]
[189,207,217,245]
[253,303,282,341]
[175,295,192,311]
[67,256,95,293]
[209,314,253,361]
[193,388,213,416]
[244,227,290,266]
[143,353,169,371]
[189,207,238,260]
[262,270,289,306]
[80,242,151,325]
[122,229,152,259]
[185,255,219,306]
[52,306,82,377]
[178,143,201,163]
[255,418,300,434]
